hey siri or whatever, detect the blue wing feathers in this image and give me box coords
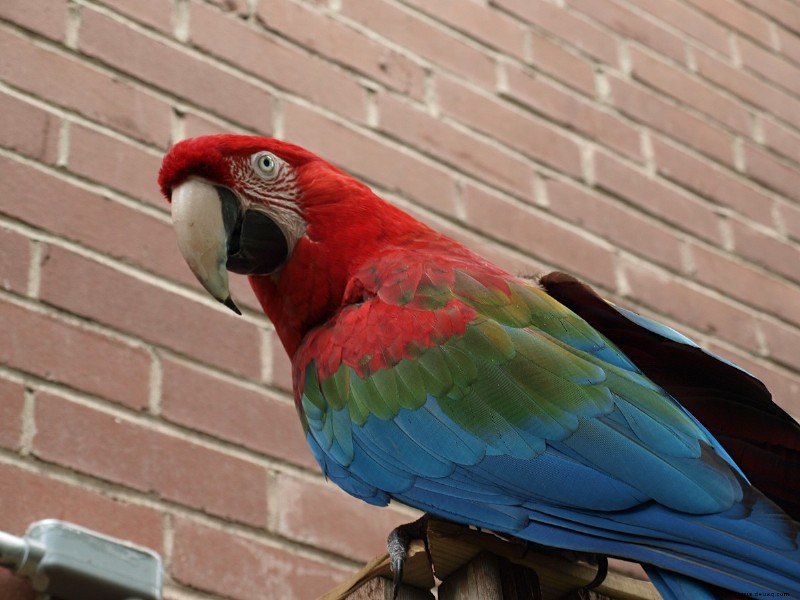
[299,276,800,599]
[475,452,648,511]
[356,415,455,478]
[393,398,487,465]
[611,393,701,457]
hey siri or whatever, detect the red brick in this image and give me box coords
[67,123,165,206]
[493,0,618,64]
[546,178,684,271]
[268,330,295,392]
[14,149,272,312]
[694,48,800,131]
[400,201,545,277]
[740,37,800,98]
[0,91,60,164]
[191,2,368,122]
[0,298,150,409]
[691,244,800,328]
[594,151,723,244]
[33,392,268,525]
[742,0,800,35]
[180,111,235,138]
[380,0,526,60]
[620,259,761,351]
[437,75,584,178]
[0,378,25,450]
[629,47,750,135]
[160,358,317,469]
[608,76,734,165]
[778,28,800,65]
[0,462,163,551]
[528,30,596,96]
[100,0,174,34]
[627,0,730,56]
[271,473,410,562]
[730,219,800,285]
[256,0,425,99]
[683,0,773,45]
[0,156,196,287]
[78,7,273,133]
[501,64,643,161]
[340,0,497,87]
[459,184,617,285]
[0,27,171,148]
[377,92,533,198]
[567,0,686,63]
[37,245,264,380]
[206,0,250,14]
[0,225,31,295]
[283,101,457,216]
[652,137,776,227]
[762,117,800,166]
[743,143,800,202]
[780,200,800,242]
[760,319,800,375]
[0,570,34,600]
[172,518,348,600]
[0,0,66,41]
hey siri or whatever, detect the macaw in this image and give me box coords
[159,134,800,599]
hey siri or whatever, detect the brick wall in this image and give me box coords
[1,1,799,599]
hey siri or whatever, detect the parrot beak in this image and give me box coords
[170,179,291,315]
[171,179,242,315]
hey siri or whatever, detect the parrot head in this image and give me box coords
[158,134,433,354]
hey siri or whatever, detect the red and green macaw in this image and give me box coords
[159,135,800,599]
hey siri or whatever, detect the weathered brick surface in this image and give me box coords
[567,0,687,62]
[0,570,34,600]
[593,150,724,244]
[0,157,194,286]
[0,225,31,295]
[160,357,317,469]
[500,63,643,161]
[546,178,685,271]
[0,90,60,165]
[270,472,411,563]
[608,75,734,165]
[437,74,585,177]
[628,47,751,135]
[37,244,264,379]
[66,123,166,206]
[0,27,172,147]
[651,137,776,227]
[0,0,66,41]
[0,297,152,409]
[2,2,799,599]
[33,391,269,526]
[0,462,163,550]
[172,518,349,600]
[0,378,25,450]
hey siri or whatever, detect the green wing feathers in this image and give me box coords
[299,260,744,513]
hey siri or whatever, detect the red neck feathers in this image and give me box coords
[248,162,444,358]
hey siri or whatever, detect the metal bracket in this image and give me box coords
[0,519,162,600]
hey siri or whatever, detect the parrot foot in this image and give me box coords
[386,514,431,600]
[585,555,608,590]
[521,541,608,591]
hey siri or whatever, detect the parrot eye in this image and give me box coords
[253,152,279,178]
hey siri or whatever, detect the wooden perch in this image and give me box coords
[318,518,658,600]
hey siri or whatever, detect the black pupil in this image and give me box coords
[261,156,273,170]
